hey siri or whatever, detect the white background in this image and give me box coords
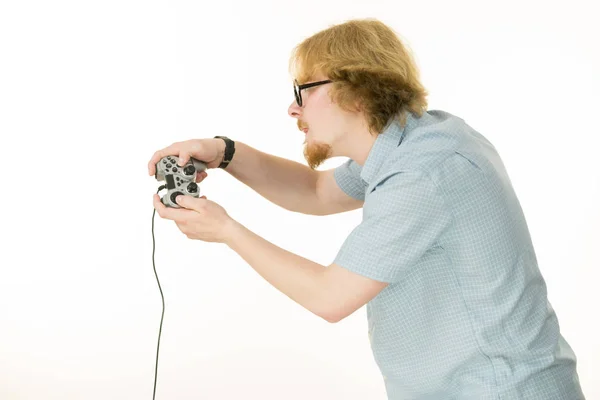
[1,0,598,399]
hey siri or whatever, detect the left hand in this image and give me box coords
[153,193,236,243]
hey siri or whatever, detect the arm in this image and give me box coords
[315,168,364,215]
[222,141,322,215]
[224,220,387,323]
[222,141,363,216]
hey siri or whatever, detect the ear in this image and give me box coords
[343,95,363,113]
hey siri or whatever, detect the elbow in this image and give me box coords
[315,268,352,323]
[322,313,341,323]
[316,278,347,323]
[319,303,345,323]
[320,299,363,323]
[324,314,342,323]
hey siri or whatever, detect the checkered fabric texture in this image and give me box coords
[332,110,585,399]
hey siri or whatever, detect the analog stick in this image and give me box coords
[187,182,198,193]
[183,165,195,175]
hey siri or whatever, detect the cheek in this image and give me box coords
[306,91,335,130]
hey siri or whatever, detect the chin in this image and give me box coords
[303,140,333,170]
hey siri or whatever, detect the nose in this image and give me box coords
[288,100,302,119]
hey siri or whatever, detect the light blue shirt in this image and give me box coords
[333,110,585,399]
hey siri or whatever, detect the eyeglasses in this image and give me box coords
[293,79,332,107]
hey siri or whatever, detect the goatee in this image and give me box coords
[303,140,332,170]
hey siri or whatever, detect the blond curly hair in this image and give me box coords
[289,18,429,135]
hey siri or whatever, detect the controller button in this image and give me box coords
[166,163,172,168]
[162,160,167,164]
[184,165,195,175]
[172,167,178,172]
[187,182,198,193]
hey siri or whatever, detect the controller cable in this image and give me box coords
[151,184,167,400]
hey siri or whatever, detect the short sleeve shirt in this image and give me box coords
[332,110,585,399]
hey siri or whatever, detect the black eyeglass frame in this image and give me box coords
[293,79,333,107]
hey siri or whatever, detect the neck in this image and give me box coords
[332,118,379,166]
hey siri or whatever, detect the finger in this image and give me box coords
[153,193,189,221]
[153,194,172,217]
[149,145,180,175]
[175,221,188,236]
[196,170,208,182]
[148,143,180,175]
[177,151,189,167]
[153,193,165,214]
[176,194,209,210]
[175,194,194,209]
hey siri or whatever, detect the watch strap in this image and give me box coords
[214,136,235,169]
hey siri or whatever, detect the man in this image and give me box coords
[150,18,585,399]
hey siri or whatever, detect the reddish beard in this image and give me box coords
[303,140,332,169]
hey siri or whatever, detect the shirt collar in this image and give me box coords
[359,112,414,185]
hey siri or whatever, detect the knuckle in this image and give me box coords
[191,140,203,152]
[154,151,165,163]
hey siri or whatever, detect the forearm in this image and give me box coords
[224,219,333,322]
[222,141,322,215]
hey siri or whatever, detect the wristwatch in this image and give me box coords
[213,136,235,169]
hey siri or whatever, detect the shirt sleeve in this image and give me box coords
[333,170,451,283]
[333,158,368,201]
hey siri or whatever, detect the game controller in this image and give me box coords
[155,155,207,208]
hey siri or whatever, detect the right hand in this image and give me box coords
[147,138,226,179]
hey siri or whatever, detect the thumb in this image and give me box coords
[177,152,189,166]
[176,194,207,208]
[175,194,193,208]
